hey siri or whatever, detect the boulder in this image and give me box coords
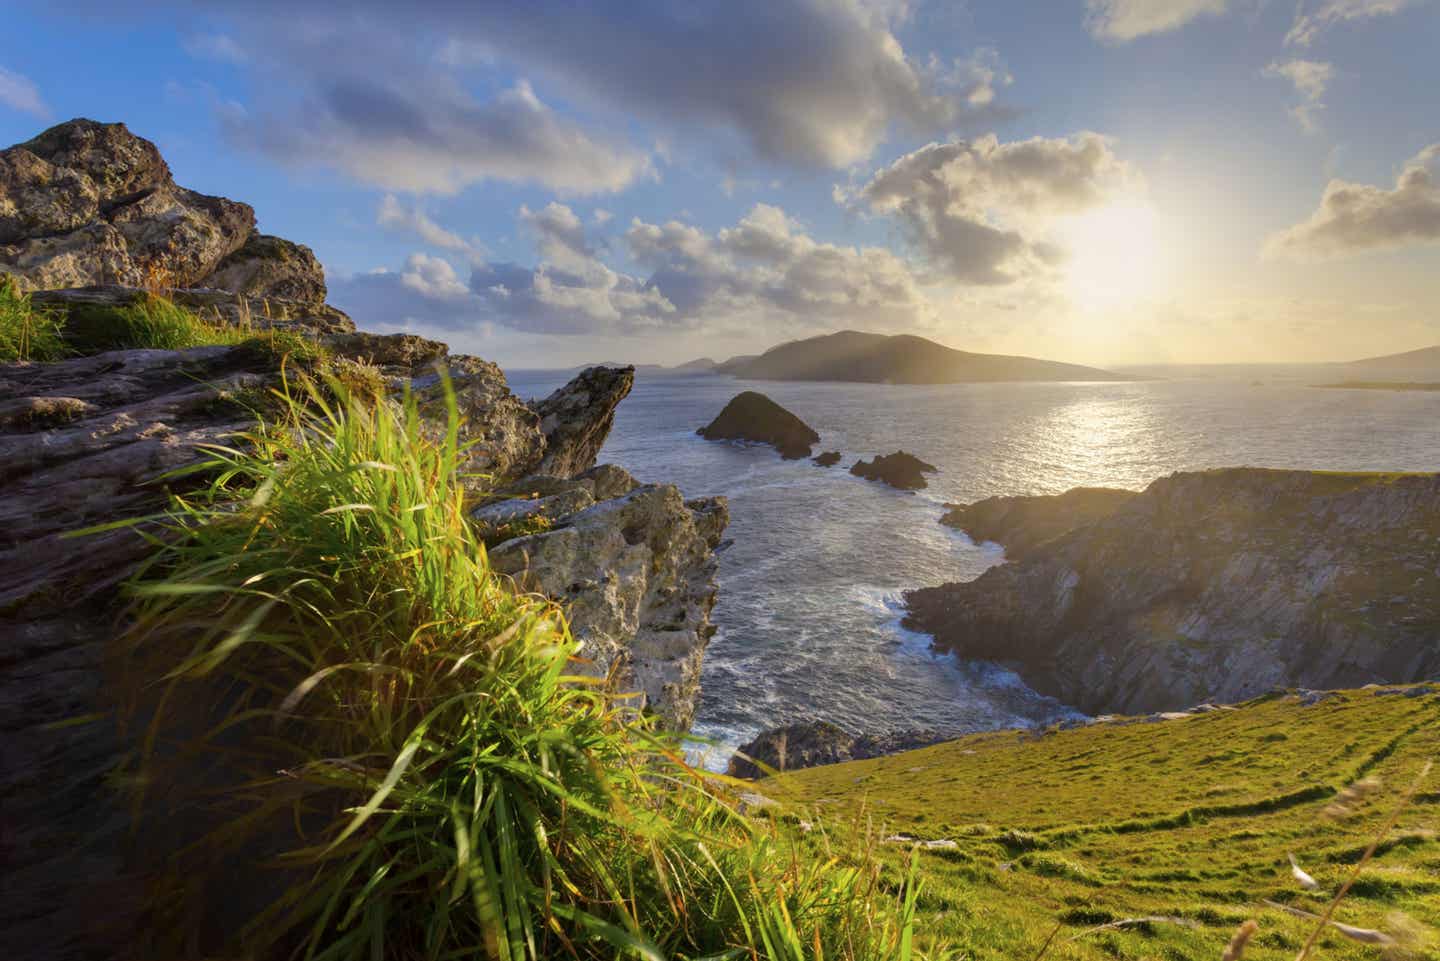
[697,390,819,459]
[850,451,937,490]
[201,232,328,303]
[813,450,841,467]
[727,721,944,779]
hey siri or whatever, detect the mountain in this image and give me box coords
[1346,344,1440,370]
[675,356,718,370]
[717,330,1131,383]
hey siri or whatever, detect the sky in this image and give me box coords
[2,0,1437,369]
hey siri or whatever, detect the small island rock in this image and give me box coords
[850,451,937,490]
[697,390,819,460]
[813,450,841,467]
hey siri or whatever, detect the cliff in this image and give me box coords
[0,120,727,959]
[906,468,1440,715]
[719,330,1133,384]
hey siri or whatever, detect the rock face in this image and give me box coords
[850,451,937,490]
[697,390,819,459]
[905,468,1440,716]
[940,487,1137,559]
[0,120,727,959]
[727,721,943,779]
[1,119,325,302]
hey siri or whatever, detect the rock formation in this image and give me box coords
[813,450,841,467]
[905,468,1440,716]
[0,120,727,959]
[940,487,1136,559]
[2,119,326,302]
[850,451,937,490]
[727,721,942,779]
[697,390,819,459]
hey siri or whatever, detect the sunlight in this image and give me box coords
[1059,199,1169,311]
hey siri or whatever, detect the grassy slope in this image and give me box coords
[763,688,1440,960]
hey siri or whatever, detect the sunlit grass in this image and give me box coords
[0,273,66,361]
[108,371,951,960]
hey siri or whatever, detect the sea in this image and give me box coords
[505,364,1440,767]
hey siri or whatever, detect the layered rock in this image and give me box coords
[850,450,937,490]
[905,468,1440,715]
[697,390,819,460]
[1,119,325,303]
[727,721,942,779]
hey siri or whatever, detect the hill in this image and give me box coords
[719,330,1132,383]
[761,685,1440,961]
[1346,344,1440,371]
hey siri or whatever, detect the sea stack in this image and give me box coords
[850,451,937,490]
[697,391,820,460]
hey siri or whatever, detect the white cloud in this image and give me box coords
[377,195,475,253]
[1264,59,1334,133]
[847,133,1133,284]
[0,65,50,119]
[223,76,650,195]
[1083,0,1229,41]
[1286,0,1428,47]
[181,33,248,64]
[1264,143,1440,258]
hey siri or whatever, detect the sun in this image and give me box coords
[1058,199,1169,311]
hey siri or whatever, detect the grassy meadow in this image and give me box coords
[759,689,1440,960]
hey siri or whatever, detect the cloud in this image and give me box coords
[181,32,248,64]
[1264,59,1334,132]
[223,77,649,195]
[377,195,476,253]
[1264,144,1440,258]
[1285,0,1428,47]
[332,201,935,337]
[1083,0,1229,41]
[846,133,1132,284]
[0,65,50,119]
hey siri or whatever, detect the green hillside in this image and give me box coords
[758,688,1440,960]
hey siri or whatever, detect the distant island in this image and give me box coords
[1316,380,1440,391]
[1344,344,1440,370]
[694,330,1131,384]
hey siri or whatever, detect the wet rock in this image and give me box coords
[850,451,937,490]
[813,450,841,467]
[697,390,819,460]
[727,721,944,779]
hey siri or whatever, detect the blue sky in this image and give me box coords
[3,1,1437,367]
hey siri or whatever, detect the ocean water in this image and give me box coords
[506,366,1440,761]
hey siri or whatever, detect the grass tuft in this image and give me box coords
[0,273,67,361]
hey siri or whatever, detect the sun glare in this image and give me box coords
[1060,200,1169,311]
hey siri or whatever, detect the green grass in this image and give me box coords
[0,273,67,361]
[61,292,255,353]
[108,373,946,961]
[761,691,1440,960]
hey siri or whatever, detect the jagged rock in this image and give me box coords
[850,451,937,490]
[202,233,327,303]
[940,487,1137,559]
[727,721,944,779]
[533,365,634,477]
[697,390,819,459]
[488,478,728,729]
[905,468,1440,715]
[31,284,355,336]
[813,450,841,467]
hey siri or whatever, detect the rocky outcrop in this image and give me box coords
[850,451,937,490]
[940,487,1137,559]
[488,476,727,730]
[31,283,354,335]
[1,119,325,302]
[813,450,841,467]
[697,390,819,460]
[727,721,942,779]
[533,365,634,477]
[905,468,1440,716]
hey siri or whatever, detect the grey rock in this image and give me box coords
[200,232,327,303]
[728,720,944,779]
[533,365,634,477]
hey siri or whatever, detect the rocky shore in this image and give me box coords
[1,119,728,958]
[906,468,1440,715]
